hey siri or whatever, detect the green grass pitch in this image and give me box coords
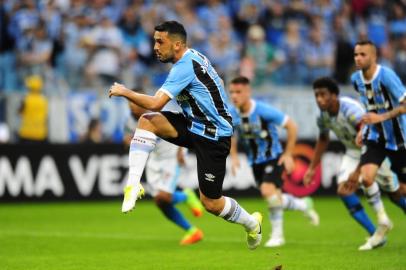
[0,197,405,270]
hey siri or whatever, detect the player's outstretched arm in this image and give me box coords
[362,100,406,124]
[109,82,170,111]
[278,117,297,174]
[303,133,329,186]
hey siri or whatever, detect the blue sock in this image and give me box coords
[160,204,191,231]
[172,191,187,205]
[341,194,376,235]
[399,197,406,213]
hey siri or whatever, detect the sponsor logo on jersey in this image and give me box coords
[176,94,189,102]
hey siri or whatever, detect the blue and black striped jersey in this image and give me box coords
[351,65,406,150]
[230,100,288,165]
[159,49,233,140]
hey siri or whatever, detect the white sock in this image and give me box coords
[364,182,388,223]
[282,193,307,212]
[269,207,284,239]
[127,129,157,187]
[219,197,257,231]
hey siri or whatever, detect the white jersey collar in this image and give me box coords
[241,99,256,117]
[360,65,381,84]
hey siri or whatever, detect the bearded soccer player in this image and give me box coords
[351,40,406,249]
[109,21,262,249]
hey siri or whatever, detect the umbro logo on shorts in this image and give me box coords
[204,173,215,182]
[265,165,274,173]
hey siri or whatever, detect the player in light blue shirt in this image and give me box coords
[351,40,406,204]
[229,76,319,248]
[351,40,406,248]
[109,21,263,250]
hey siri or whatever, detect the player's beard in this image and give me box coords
[159,56,174,63]
[361,59,373,73]
[157,51,175,63]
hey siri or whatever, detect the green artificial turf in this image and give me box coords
[0,197,405,270]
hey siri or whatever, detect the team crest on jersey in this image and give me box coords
[176,94,189,102]
[200,65,208,74]
[367,101,390,111]
[260,130,268,139]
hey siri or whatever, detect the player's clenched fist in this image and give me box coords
[109,82,128,98]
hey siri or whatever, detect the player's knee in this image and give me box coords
[260,183,277,198]
[360,167,377,186]
[154,193,172,207]
[138,113,157,132]
[400,183,406,196]
[337,184,349,196]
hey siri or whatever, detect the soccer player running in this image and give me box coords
[228,76,319,248]
[109,21,262,250]
[124,91,204,245]
[304,77,401,250]
[351,40,406,249]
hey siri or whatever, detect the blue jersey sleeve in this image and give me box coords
[382,67,406,103]
[228,105,241,127]
[160,60,195,99]
[258,102,287,126]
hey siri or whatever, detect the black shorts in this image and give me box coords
[160,111,231,199]
[360,140,406,183]
[252,158,284,188]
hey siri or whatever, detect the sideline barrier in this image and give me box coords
[0,142,345,201]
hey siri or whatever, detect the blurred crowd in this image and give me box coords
[1,0,406,94]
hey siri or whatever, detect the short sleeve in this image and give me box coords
[160,61,195,99]
[382,68,406,103]
[340,98,365,127]
[258,103,288,126]
[350,73,359,93]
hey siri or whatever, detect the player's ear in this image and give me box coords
[174,40,182,50]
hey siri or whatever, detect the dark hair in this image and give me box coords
[355,40,377,55]
[355,40,376,47]
[312,77,339,95]
[154,21,187,43]
[230,76,250,85]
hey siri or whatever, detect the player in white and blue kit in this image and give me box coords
[109,21,262,250]
[351,40,406,249]
[304,77,401,250]
[228,76,319,248]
